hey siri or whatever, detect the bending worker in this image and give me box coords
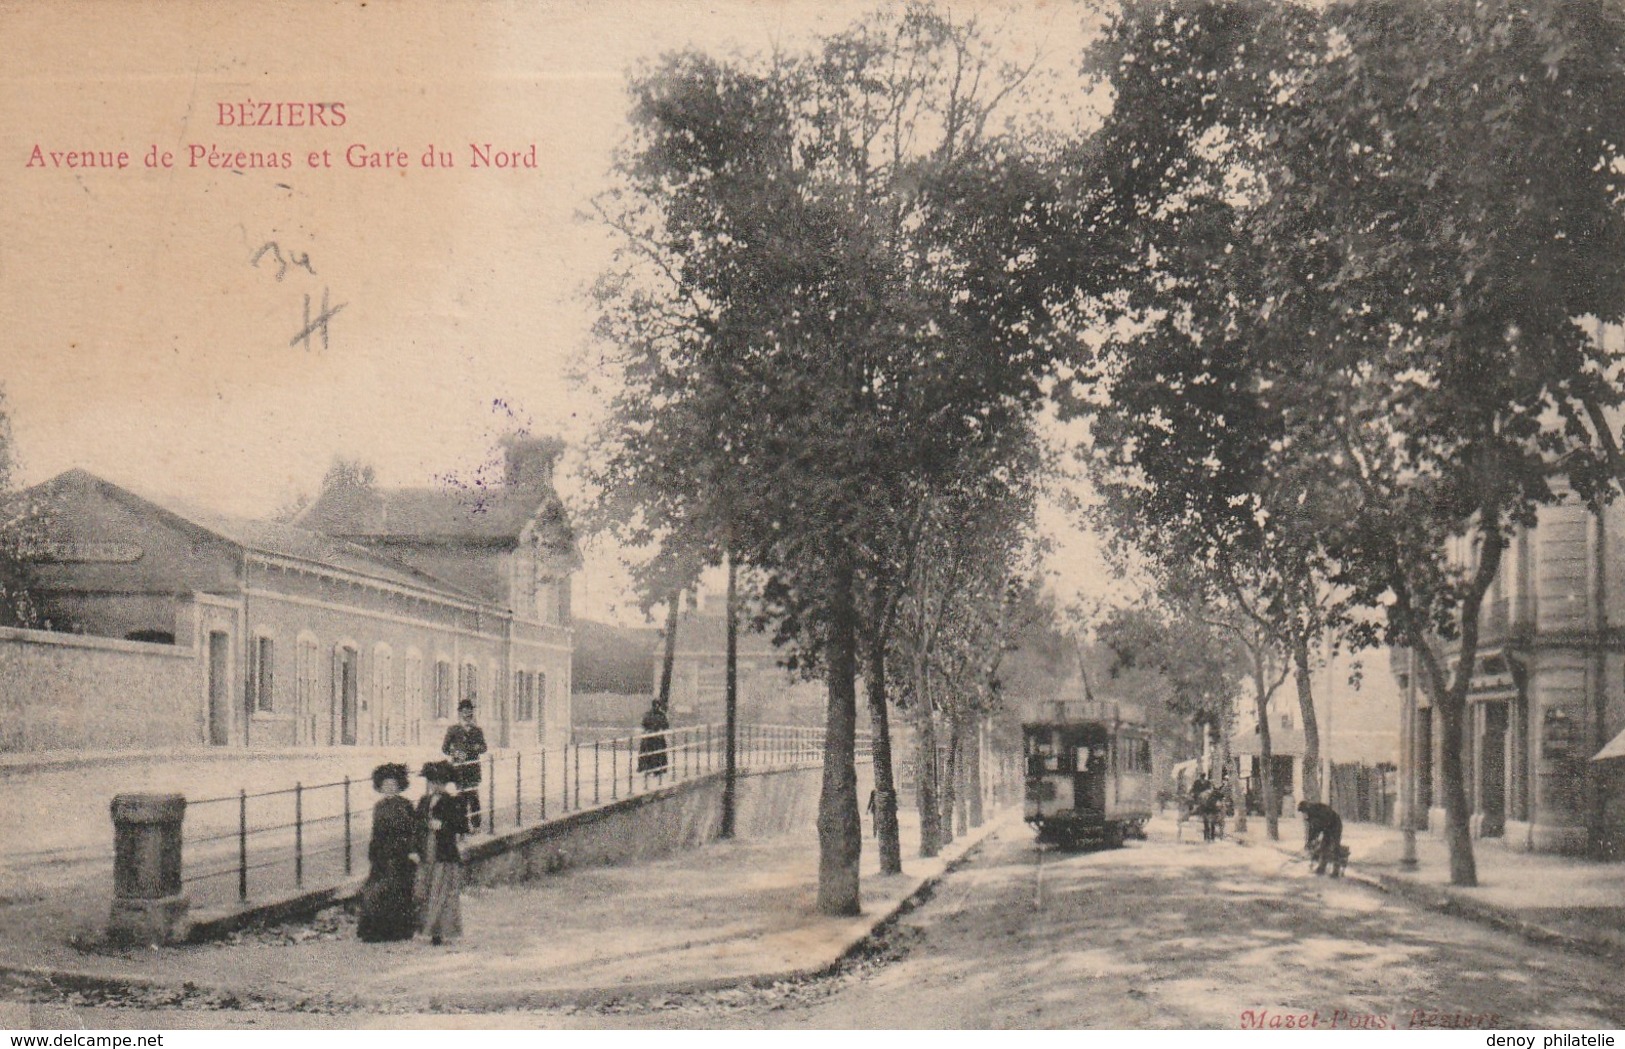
[1298,799,1343,876]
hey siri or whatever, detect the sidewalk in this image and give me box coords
[0,737,768,919]
[1227,813,1625,959]
[0,802,1009,1011]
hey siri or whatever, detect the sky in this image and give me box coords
[0,0,1118,623]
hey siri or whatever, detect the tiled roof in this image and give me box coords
[299,485,578,555]
[54,470,486,603]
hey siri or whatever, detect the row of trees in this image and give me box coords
[582,7,1069,913]
[1077,0,1625,883]
[586,0,1625,906]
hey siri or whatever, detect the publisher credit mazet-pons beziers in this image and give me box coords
[1239,1008,1618,1037]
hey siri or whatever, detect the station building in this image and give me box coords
[3,438,576,755]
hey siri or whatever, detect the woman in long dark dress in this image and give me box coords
[357,763,419,942]
[636,704,669,782]
[415,760,467,945]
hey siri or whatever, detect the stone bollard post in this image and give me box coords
[109,793,190,945]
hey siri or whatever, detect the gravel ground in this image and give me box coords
[10,819,1625,1030]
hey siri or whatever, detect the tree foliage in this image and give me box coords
[586,4,1069,912]
[1073,0,1625,881]
[0,386,49,629]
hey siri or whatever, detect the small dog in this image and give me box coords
[1330,845,1350,878]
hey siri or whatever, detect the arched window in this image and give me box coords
[373,644,394,745]
[296,633,320,745]
[249,631,276,714]
[513,669,534,721]
[405,649,424,744]
[434,659,453,720]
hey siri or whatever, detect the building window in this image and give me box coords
[536,671,547,727]
[405,652,424,744]
[296,636,320,744]
[373,645,394,745]
[459,660,479,708]
[435,660,453,720]
[1280,710,1293,730]
[250,635,275,713]
[514,670,538,722]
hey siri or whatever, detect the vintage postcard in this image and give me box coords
[2,0,1624,1036]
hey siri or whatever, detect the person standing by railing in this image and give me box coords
[637,704,669,785]
[357,763,419,943]
[415,761,467,946]
[442,700,488,831]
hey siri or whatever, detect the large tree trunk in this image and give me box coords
[1443,512,1502,886]
[816,562,862,916]
[866,628,903,874]
[940,708,959,846]
[954,717,969,837]
[1437,683,1477,886]
[1293,634,1323,805]
[967,715,985,828]
[915,683,942,857]
[1257,676,1279,842]
[656,591,680,713]
[1398,496,1503,887]
[1221,715,1243,833]
[1409,638,1481,887]
[721,554,739,839]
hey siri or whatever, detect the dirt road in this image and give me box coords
[14,822,1625,1029]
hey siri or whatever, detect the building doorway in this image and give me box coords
[334,646,358,746]
[1480,701,1508,837]
[207,631,232,746]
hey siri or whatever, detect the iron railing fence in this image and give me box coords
[178,723,860,909]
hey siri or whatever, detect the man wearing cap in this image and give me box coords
[442,700,488,831]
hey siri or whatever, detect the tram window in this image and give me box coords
[1028,738,1060,773]
[1028,751,1060,775]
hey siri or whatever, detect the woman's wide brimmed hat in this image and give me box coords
[420,760,456,785]
[372,762,410,791]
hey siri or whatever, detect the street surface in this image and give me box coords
[12,817,1625,1030]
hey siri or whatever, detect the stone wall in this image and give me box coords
[464,764,822,886]
[0,626,199,752]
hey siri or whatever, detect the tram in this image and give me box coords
[1022,700,1154,848]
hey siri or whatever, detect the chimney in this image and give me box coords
[502,435,565,491]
